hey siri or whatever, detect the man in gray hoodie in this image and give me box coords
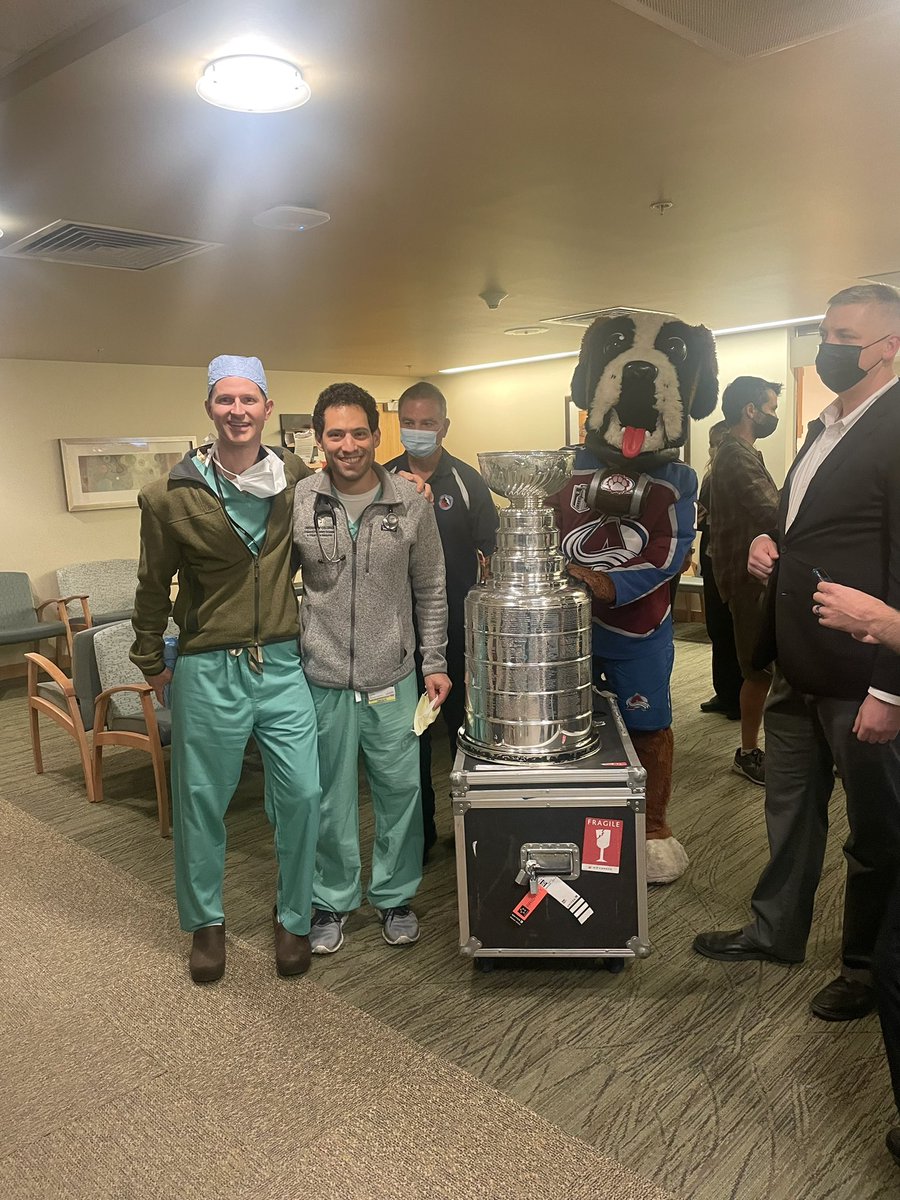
[293,382,450,953]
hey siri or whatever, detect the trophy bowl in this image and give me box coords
[477,449,575,505]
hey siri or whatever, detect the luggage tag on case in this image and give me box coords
[510,885,548,925]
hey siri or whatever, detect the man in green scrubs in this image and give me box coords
[131,355,320,984]
[293,382,450,954]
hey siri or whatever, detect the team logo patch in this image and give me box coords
[625,693,651,711]
[570,483,590,514]
[438,494,454,510]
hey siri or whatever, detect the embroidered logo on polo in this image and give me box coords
[438,494,454,510]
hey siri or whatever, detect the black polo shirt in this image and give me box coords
[383,448,499,616]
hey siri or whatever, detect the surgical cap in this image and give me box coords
[207,355,268,397]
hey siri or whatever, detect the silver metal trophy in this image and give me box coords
[459,449,600,762]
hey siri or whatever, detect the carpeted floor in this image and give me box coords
[0,797,673,1200]
[1,627,898,1199]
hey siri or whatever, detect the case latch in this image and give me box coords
[517,842,581,883]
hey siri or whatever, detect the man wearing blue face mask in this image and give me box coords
[694,284,900,1024]
[383,382,499,857]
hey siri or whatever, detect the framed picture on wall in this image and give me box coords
[59,436,196,512]
[564,396,587,445]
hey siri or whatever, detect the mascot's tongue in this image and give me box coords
[622,427,647,458]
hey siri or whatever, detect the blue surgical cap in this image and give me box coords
[207,355,268,397]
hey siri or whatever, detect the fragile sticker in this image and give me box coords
[583,817,624,874]
[511,886,548,925]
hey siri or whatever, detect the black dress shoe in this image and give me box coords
[692,929,797,963]
[809,976,876,1022]
[699,696,741,720]
[189,925,226,984]
[886,1128,900,1166]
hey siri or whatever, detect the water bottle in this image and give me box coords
[162,635,178,708]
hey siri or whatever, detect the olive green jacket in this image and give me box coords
[130,446,310,677]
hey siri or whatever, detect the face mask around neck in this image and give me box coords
[213,446,286,498]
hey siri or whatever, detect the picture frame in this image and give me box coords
[59,436,196,512]
[564,396,587,446]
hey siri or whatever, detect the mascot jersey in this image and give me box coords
[550,448,698,657]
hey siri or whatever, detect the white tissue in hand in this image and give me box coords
[413,693,441,736]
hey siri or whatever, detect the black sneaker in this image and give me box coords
[732,748,765,786]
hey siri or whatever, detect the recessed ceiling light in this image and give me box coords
[253,206,330,231]
[504,326,549,336]
[196,55,311,113]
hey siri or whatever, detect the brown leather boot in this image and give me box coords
[273,907,311,977]
[189,925,226,984]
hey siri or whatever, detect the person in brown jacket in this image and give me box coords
[708,376,781,785]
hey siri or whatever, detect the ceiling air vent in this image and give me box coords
[0,220,221,270]
[542,306,675,329]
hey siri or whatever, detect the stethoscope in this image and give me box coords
[313,495,400,564]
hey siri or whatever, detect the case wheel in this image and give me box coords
[474,958,495,973]
[597,957,625,974]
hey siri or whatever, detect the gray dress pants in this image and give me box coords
[743,668,900,979]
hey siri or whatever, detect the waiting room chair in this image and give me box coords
[56,558,139,636]
[90,620,172,838]
[25,629,100,802]
[0,571,71,667]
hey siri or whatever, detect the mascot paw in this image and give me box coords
[646,836,689,885]
[567,564,615,603]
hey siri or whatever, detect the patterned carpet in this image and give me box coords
[1,627,897,1199]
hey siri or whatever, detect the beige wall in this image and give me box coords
[433,328,796,488]
[1,358,410,664]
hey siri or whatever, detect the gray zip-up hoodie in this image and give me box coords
[293,465,448,690]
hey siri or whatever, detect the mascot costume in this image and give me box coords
[549,311,717,884]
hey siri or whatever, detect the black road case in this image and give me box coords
[451,692,650,964]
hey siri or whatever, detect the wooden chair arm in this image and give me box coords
[35,597,69,619]
[24,651,75,695]
[93,682,160,737]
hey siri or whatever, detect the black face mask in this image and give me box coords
[815,335,891,394]
[752,412,778,439]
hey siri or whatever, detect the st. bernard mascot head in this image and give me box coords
[570,311,718,469]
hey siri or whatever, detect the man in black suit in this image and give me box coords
[693,283,900,1022]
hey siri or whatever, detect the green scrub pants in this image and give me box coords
[170,642,320,936]
[308,672,423,913]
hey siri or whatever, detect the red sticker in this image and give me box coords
[510,886,548,924]
[583,817,623,874]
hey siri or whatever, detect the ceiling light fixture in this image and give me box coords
[503,326,549,336]
[439,314,827,374]
[196,55,310,113]
[253,206,330,231]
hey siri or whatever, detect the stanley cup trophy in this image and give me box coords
[458,449,601,762]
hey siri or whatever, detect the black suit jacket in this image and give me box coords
[754,381,900,699]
